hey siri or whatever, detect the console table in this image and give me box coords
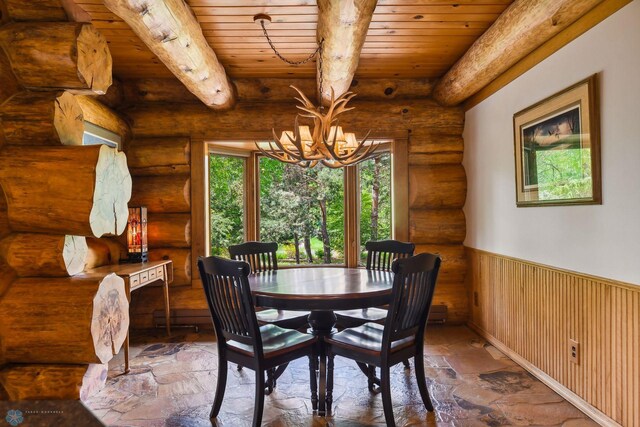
[82,260,173,373]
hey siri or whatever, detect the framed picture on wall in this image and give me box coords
[513,74,601,207]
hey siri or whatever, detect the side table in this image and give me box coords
[82,260,173,373]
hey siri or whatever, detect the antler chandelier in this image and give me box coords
[254,14,379,168]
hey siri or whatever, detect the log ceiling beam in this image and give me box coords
[316,0,377,105]
[103,0,235,109]
[0,0,67,21]
[432,0,605,106]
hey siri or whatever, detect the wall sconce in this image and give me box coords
[127,206,148,263]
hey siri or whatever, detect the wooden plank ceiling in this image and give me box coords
[73,0,513,80]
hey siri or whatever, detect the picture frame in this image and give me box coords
[513,74,601,207]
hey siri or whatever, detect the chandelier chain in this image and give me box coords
[260,19,323,66]
[255,16,378,168]
[318,43,324,99]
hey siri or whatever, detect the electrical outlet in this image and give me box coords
[473,291,479,307]
[569,339,579,364]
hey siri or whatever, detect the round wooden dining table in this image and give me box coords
[248,267,395,415]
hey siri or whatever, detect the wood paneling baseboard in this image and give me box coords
[466,247,639,427]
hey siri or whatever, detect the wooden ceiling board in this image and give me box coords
[73,0,513,80]
[77,0,511,4]
[91,20,495,31]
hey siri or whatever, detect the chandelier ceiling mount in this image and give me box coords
[253,14,380,168]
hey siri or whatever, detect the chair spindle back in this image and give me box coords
[229,241,278,274]
[384,253,441,344]
[365,240,415,272]
[198,256,262,352]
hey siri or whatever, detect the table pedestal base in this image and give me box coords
[306,310,337,416]
[307,310,337,335]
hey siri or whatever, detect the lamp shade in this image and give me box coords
[343,133,358,153]
[327,126,346,143]
[297,126,313,150]
[127,206,148,262]
[279,131,296,150]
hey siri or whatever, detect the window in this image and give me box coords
[209,153,245,257]
[82,122,121,149]
[358,153,392,264]
[207,143,397,267]
[259,157,345,265]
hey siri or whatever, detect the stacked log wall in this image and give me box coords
[408,131,468,323]
[0,145,131,399]
[127,137,192,294]
[0,10,131,401]
[123,94,467,327]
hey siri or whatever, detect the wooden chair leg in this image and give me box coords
[380,366,396,427]
[210,354,228,419]
[273,363,289,381]
[318,349,327,415]
[265,368,275,395]
[414,348,434,412]
[367,364,378,392]
[252,370,266,427]
[308,354,318,411]
[327,353,335,413]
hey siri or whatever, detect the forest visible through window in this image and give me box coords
[209,155,245,256]
[209,152,391,265]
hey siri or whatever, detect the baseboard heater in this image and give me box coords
[154,305,448,329]
[427,304,448,323]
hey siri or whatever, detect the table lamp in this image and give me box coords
[127,206,148,262]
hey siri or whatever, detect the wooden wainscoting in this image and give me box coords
[466,248,639,427]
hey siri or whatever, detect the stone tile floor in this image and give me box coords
[85,326,597,426]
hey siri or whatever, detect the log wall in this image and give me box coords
[124,97,467,327]
[127,137,192,288]
[122,77,436,105]
[0,11,131,401]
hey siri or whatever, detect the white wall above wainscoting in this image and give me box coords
[463,1,640,285]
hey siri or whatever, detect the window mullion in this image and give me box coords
[344,165,359,268]
[246,152,259,241]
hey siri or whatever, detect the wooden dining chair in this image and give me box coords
[229,241,310,330]
[336,240,415,326]
[335,240,415,371]
[228,241,311,392]
[325,253,441,426]
[198,255,317,427]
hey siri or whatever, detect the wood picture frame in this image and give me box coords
[513,74,601,207]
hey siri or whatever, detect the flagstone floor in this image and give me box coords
[85,325,596,426]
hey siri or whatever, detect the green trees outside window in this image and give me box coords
[259,157,344,265]
[209,154,245,257]
[359,153,392,264]
[209,151,392,265]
